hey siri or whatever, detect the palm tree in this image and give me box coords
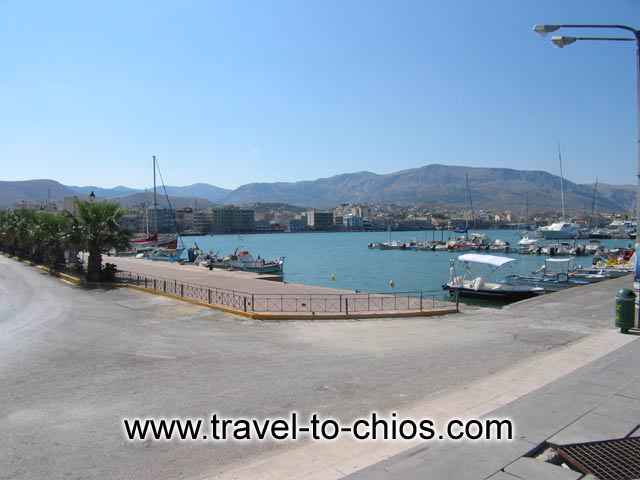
[35,212,72,270]
[75,200,129,281]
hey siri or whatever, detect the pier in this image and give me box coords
[106,255,457,319]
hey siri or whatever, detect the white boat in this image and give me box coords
[518,235,539,246]
[443,254,544,302]
[538,222,579,240]
[518,234,540,254]
[489,239,510,252]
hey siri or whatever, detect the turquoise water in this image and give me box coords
[180,231,633,295]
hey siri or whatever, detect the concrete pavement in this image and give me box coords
[0,255,634,479]
[346,334,640,480]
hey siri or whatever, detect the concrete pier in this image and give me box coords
[106,255,456,318]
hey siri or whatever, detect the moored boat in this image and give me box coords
[443,254,544,302]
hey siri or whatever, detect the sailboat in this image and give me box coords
[538,145,578,240]
[454,173,474,234]
[140,156,184,261]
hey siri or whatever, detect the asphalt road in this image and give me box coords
[0,255,625,480]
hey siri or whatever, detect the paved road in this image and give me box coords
[0,256,628,479]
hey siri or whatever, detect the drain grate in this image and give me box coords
[555,436,640,480]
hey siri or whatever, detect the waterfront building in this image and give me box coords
[343,214,363,229]
[175,207,195,232]
[120,212,144,234]
[306,209,333,230]
[148,207,175,233]
[193,210,214,234]
[288,218,306,232]
[212,206,255,233]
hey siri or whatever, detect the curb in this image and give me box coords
[1,253,83,286]
[2,253,458,321]
[123,284,458,320]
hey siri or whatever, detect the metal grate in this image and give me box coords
[555,436,640,480]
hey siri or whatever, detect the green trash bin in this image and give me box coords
[615,288,636,333]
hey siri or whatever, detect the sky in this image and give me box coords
[1,0,639,189]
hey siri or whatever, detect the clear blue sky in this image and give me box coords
[1,0,639,188]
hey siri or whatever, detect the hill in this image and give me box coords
[223,165,634,212]
[110,192,211,210]
[0,165,636,212]
[0,179,76,207]
[69,185,140,198]
[163,183,230,203]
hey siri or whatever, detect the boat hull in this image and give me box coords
[443,284,543,302]
[538,230,577,240]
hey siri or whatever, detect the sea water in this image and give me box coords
[180,230,633,294]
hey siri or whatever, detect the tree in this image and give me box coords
[75,200,129,281]
[35,211,72,270]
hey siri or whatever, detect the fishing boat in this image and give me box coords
[201,249,284,274]
[443,254,544,302]
[225,250,284,274]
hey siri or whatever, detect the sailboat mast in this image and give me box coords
[153,155,158,234]
[558,144,566,220]
[465,172,474,234]
[590,178,598,227]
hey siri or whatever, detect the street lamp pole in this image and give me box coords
[534,24,640,329]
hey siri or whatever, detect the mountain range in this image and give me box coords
[0,164,635,213]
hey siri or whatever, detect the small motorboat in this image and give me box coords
[489,239,510,252]
[443,254,544,302]
[505,258,590,292]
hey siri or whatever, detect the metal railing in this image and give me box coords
[115,270,457,314]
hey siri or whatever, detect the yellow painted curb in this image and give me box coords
[122,284,458,320]
[3,254,84,286]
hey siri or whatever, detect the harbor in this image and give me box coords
[151,230,632,295]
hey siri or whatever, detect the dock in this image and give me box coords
[106,255,457,319]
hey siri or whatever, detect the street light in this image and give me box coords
[534,24,560,35]
[534,23,640,329]
[550,36,577,48]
